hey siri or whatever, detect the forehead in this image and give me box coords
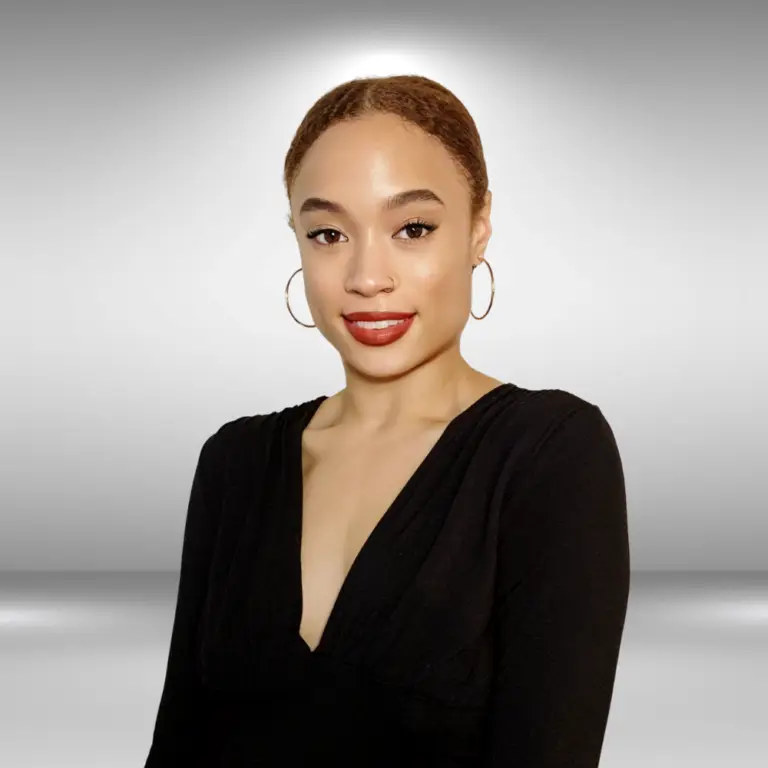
[291,112,469,211]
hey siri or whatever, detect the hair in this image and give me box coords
[283,74,489,227]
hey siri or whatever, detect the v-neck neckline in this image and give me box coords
[289,382,513,656]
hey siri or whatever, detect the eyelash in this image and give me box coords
[305,218,437,247]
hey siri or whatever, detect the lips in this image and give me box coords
[342,312,416,347]
[343,311,416,321]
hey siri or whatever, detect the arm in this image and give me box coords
[486,404,631,767]
[144,430,223,766]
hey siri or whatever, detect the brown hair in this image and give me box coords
[283,74,488,226]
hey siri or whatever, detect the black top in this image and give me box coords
[144,383,630,767]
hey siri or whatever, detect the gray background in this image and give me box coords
[1,2,767,766]
[1,2,765,567]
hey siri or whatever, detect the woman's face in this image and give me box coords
[288,111,492,379]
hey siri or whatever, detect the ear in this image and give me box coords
[471,190,493,266]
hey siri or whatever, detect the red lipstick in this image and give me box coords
[342,311,416,347]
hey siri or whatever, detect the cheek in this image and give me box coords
[302,270,332,305]
[414,261,469,306]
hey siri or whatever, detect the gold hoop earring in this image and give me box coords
[285,267,316,328]
[470,257,495,320]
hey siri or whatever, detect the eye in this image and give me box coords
[395,218,437,242]
[305,218,437,248]
[306,228,347,247]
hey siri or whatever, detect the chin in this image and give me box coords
[344,350,417,380]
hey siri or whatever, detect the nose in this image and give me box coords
[344,246,395,296]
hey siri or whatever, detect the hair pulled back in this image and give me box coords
[283,74,488,223]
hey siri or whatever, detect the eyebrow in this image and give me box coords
[298,188,445,217]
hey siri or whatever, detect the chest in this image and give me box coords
[298,426,446,651]
[200,407,510,712]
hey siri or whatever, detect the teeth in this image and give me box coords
[353,319,407,329]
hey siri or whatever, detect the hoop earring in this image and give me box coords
[470,257,495,320]
[285,267,316,328]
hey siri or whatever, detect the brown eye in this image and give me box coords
[306,228,347,246]
[306,220,436,248]
[396,220,436,241]
[403,223,428,239]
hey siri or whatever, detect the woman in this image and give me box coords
[144,75,630,766]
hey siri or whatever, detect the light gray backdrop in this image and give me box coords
[1,0,765,571]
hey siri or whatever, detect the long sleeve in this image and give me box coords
[486,404,631,767]
[144,430,223,766]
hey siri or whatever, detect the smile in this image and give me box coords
[342,314,416,346]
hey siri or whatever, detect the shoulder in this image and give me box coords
[498,385,624,505]
[504,384,599,423]
[523,387,617,458]
[495,388,628,569]
[489,385,622,490]
[198,394,326,466]
[492,384,611,448]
